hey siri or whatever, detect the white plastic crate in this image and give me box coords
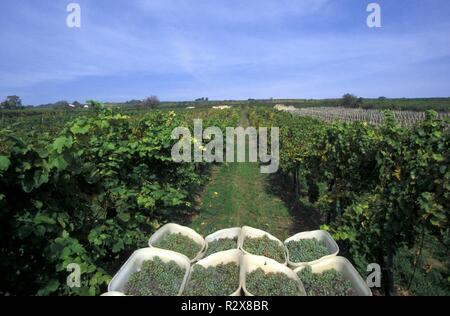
[183,249,243,296]
[294,256,372,296]
[108,247,191,296]
[100,291,126,296]
[238,226,287,265]
[240,253,306,296]
[284,230,339,268]
[201,227,241,259]
[148,223,206,262]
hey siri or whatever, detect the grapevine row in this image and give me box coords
[275,105,450,127]
[0,106,240,295]
[249,108,449,294]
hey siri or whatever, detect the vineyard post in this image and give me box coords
[408,226,425,290]
[291,170,295,189]
[380,249,395,296]
[285,171,291,188]
[326,210,332,225]
[296,167,301,196]
[293,168,298,197]
[292,169,296,195]
[327,179,337,224]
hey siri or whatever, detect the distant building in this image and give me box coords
[274,104,296,112]
[212,105,231,110]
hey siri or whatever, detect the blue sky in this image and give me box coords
[1,0,450,105]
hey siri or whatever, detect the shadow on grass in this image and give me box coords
[264,172,325,235]
[177,164,217,227]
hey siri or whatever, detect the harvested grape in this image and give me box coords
[297,266,353,296]
[243,235,285,263]
[154,233,202,260]
[286,238,330,263]
[124,257,185,296]
[246,268,300,296]
[184,262,240,296]
[205,237,237,257]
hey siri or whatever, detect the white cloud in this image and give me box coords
[1,0,450,102]
[134,0,330,23]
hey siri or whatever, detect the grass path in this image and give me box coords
[189,108,297,240]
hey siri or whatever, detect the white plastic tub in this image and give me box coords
[241,254,306,296]
[100,291,126,296]
[238,226,287,265]
[284,230,339,268]
[201,227,241,258]
[294,256,372,296]
[183,249,243,296]
[108,247,191,296]
[148,223,206,262]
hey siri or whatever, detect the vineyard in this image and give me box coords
[0,105,240,295]
[3,0,450,301]
[0,104,449,296]
[275,105,450,127]
[249,107,449,295]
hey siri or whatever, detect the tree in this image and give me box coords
[86,100,103,110]
[124,99,143,107]
[73,101,82,108]
[53,100,69,108]
[357,97,363,107]
[142,96,160,109]
[1,95,22,109]
[342,93,360,108]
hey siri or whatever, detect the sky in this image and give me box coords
[1,0,450,105]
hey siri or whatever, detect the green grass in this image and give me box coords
[190,109,295,241]
[190,160,295,241]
